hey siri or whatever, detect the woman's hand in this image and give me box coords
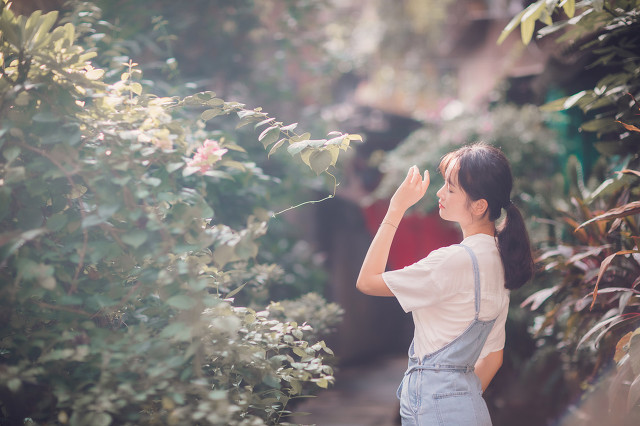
[389,165,430,213]
[356,165,429,297]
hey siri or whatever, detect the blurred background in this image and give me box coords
[10,0,640,425]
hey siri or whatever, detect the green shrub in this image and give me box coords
[0,3,357,424]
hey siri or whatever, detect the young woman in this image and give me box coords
[356,143,534,425]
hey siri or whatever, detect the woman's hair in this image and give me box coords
[439,142,534,290]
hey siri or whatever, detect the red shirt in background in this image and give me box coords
[362,200,462,270]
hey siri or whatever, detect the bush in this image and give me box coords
[0,3,357,424]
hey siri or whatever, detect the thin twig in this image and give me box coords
[33,300,92,317]
[272,171,339,217]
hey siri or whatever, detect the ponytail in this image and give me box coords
[441,143,535,290]
[497,203,534,290]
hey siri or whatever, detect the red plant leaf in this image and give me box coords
[617,120,640,133]
[615,331,633,363]
[520,285,560,311]
[616,169,640,178]
[577,201,640,230]
[590,250,639,310]
[578,314,622,349]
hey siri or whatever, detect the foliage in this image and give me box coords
[500,0,640,423]
[268,293,344,342]
[0,2,358,424]
[500,0,640,159]
[93,0,356,118]
[523,172,640,422]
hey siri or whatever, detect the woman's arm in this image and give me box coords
[474,349,503,392]
[356,166,429,296]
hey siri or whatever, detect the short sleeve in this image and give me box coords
[479,296,509,359]
[382,245,470,313]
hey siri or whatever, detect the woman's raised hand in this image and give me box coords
[389,165,430,213]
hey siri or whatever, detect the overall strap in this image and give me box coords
[406,363,475,375]
[456,244,481,319]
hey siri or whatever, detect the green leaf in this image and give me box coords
[562,0,575,18]
[562,90,587,109]
[201,108,222,121]
[143,176,162,187]
[289,132,310,143]
[309,150,332,175]
[196,91,216,100]
[159,321,192,340]
[258,125,281,148]
[236,115,256,129]
[262,374,280,388]
[287,141,309,156]
[166,295,196,310]
[2,146,20,163]
[327,145,340,166]
[280,122,298,132]
[166,162,184,173]
[235,239,258,259]
[85,68,105,80]
[130,82,143,95]
[212,244,237,267]
[254,117,276,128]
[268,138,286,157]
[7,378,21,392]
[121,230,148,248]
[182,166,200,177]
[206,98,224,107]
[520,13,536,45]
[28,10,59,49]
[46,214,68,232]
[497,9,526,45]
[540,96,568,112]
[1,14,23,48]
[293,347,306,358]
[325,135,345,146]
[315,378,329,389]
[225,283,247,299]
[98,204,120,219]
[82,214,107,228]
[2,228,45,260]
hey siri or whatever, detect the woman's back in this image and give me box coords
[383,233,510,359]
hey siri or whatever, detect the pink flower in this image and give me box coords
[187,139,228,173]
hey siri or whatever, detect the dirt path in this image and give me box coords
[290,355,407,426]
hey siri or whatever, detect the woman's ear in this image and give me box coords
[471,198,489,217]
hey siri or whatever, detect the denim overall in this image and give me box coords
[396,244,495,425]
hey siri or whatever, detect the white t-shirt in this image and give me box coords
[382,233,510,360]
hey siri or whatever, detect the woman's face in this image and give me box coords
[436,161,473,225]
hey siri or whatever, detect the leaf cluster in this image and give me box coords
[499,2,640,420]
[503,0,640,158]
[524,143,640,419]
[0,3,355,424]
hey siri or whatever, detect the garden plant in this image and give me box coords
[0,1,356,424]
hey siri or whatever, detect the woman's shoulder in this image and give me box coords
[420,243,473,269]
[462,233,498,249]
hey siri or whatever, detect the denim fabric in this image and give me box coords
[396,244,495,425]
